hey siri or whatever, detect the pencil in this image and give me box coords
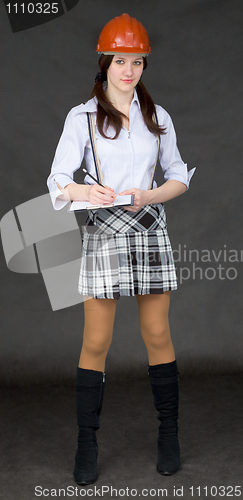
[83,168,104,187]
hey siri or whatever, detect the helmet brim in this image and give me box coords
[97,51,149,56]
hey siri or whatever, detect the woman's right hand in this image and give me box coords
[87,184,117,205]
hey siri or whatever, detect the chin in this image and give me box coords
[120,82,137,89]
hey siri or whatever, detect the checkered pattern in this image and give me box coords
[78,203,177,299]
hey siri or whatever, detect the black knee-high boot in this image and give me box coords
[148,360,180,475]
[74,367,105,485]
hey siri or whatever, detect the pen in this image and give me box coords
[83,168,104,187]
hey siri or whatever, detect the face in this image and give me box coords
[106,54,144,94]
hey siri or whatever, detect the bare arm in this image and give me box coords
[145,180,187,204]
[56,182,117,205]
[119,180,187,212]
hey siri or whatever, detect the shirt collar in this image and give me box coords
[80,87,141,113]
[79,97,98,113]
[131,88,140,109]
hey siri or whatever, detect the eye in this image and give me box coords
[115,59,124,64]
[133,61,142,65]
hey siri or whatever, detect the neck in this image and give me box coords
[105,86,134,110]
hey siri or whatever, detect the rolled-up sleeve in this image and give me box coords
[157,106,195,189]
[47,108,86,210]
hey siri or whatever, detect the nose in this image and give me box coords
[123,62,133,77]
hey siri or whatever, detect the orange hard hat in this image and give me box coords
[96,13,151,56]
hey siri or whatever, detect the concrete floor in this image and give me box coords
[1,372,243,499]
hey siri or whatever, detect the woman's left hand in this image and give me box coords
[118,188,150,212]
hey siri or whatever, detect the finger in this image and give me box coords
[92,184,113,192]
[100,187,117,197]
[104,185,115,192]
[104,193,117,200]
[118,190,134,196]
[99,194,117,204]
[119,187,137,194]
[93,187,116,200]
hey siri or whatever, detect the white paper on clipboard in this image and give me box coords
[69,194,134,212]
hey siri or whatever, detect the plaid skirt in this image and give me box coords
[78,203,177,299]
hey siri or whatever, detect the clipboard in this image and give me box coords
[69,194,135,212]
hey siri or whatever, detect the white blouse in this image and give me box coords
[47,89,195,210]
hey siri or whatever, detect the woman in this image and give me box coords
[47,13,195,485]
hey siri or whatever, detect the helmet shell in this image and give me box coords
[96,13,151,55]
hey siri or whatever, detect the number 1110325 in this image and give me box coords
[189,486,241,497]
[5,3,59,14]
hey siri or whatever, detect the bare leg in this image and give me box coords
[74,297,117,485]
[137,292,180,475]
[136,292,175,365]
[78,297,117,372]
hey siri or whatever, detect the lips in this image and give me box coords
[121,79,133,83]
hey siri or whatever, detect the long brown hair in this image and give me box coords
[90,54,166,139]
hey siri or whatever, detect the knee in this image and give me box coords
[142,324,171,350]
[83,329,112,357]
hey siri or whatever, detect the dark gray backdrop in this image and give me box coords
[1,0,243,384]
